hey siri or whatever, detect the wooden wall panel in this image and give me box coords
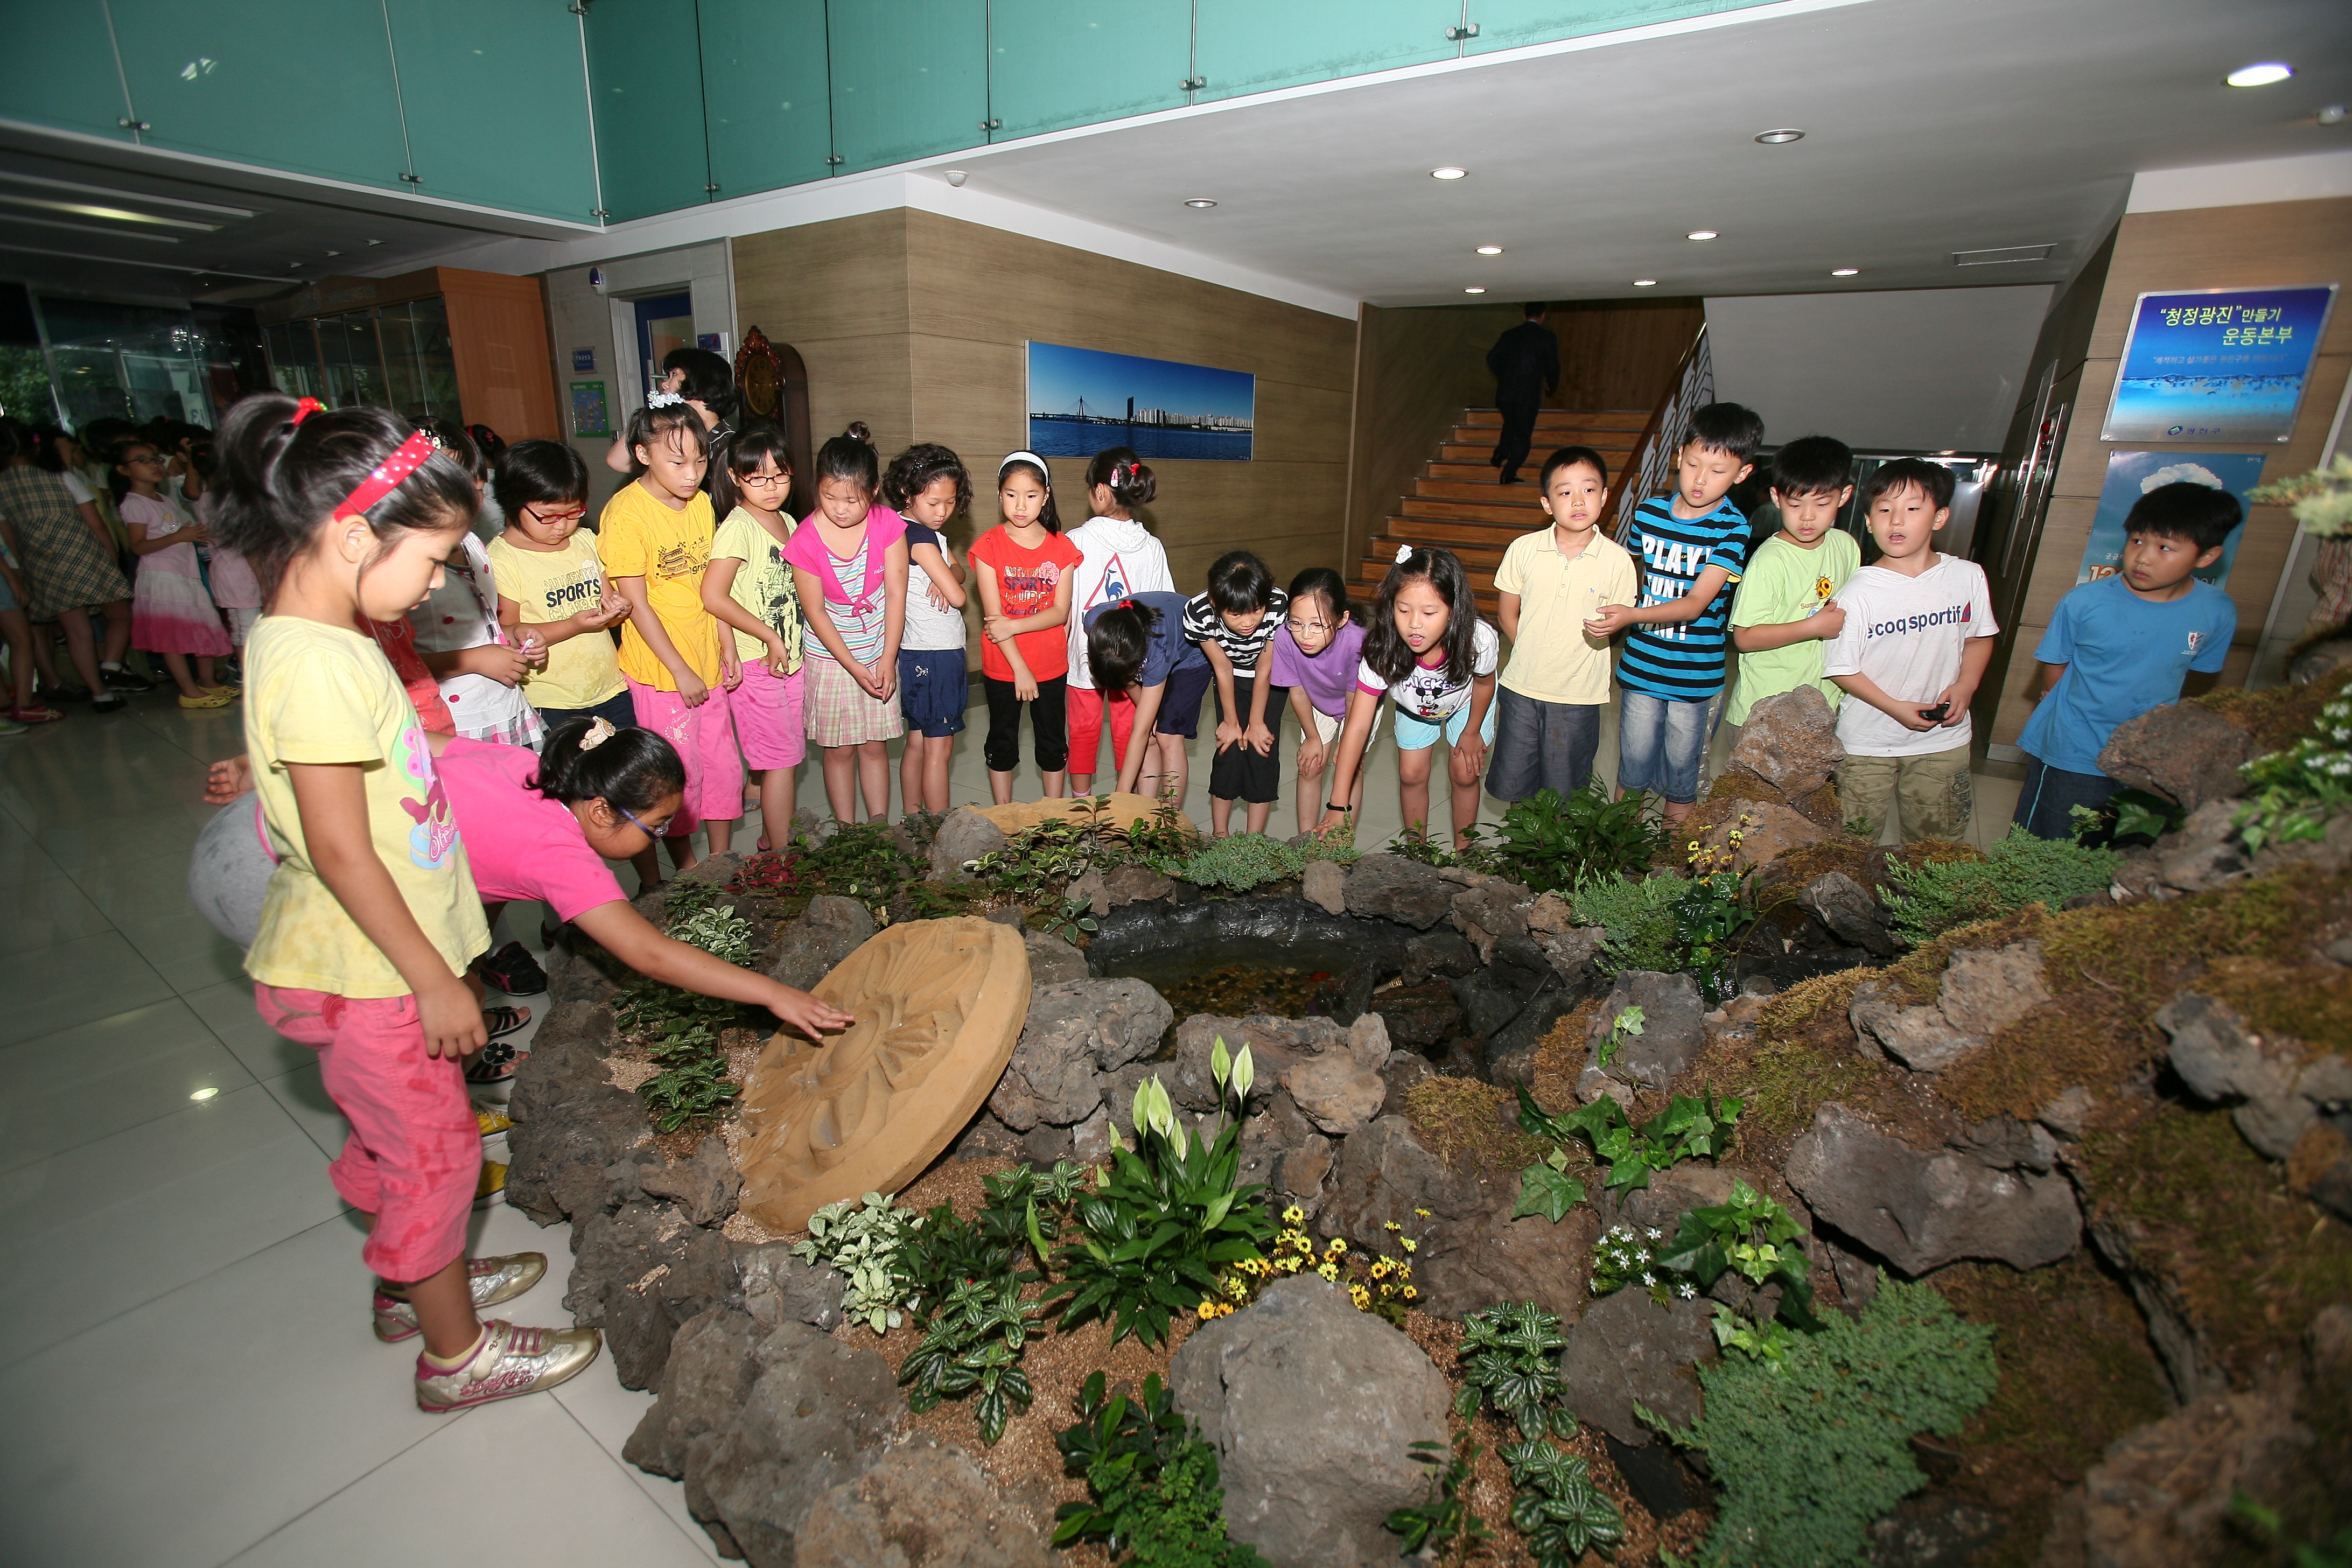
[1985,197,2352,747]
[437,268,560,442]
[1343,302,1524,572]
[1546,297,1705,412]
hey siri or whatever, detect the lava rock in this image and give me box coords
[2098,701,2252,810]
[1023,929,1091,985]
[1800,870,1900,957]
[1282,1054,1387,1137]
[1401,928,1479,984]
[639,1135,743,1228]
[765,895,877,990]
[1692,799,1826,875]
[2039,1389,2309,1568]
[796,1435,1051,1568]
[1100,863,1175,907]
[683,1322,905,1566]
[1532,926,1607,990]
[928,806,1008,880]
[623,1303,764,1479]
[1172,1276,1451,1567]
[1850,942,2050,1074]
[2151,799,2250,893]
[1166,1013,1346,1112]
[1342,852,1458,929]
[1369,980,1466,1051]
[1378,1051,1436,1116]
[1727,686,1846,797]
[2087,1214,2229,1403]
[989,978,1172,1131]
[1786,1103,2081,1275]
[1558,1286,1718,1446]
[505,1005,646,1226]
[1578,971,1707,1098]
[1865,1493,2005,1568]
[732,1242,844,1333]
[1301,858,1347,916]
[2159,989,2344,1159]
[1452,880,1536,962]
[2292,1123,2352,1226]
[566,1198,743,1389]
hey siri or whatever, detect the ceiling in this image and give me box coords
[934,0,2352,306]
[0,0,2346,315]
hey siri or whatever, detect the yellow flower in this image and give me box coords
[1326,1238,1347,1255]
[1283,1206,1305,1224]
[1404,1286,1418,1299]
[1318,1263,1339,1281]
[1414,1208,1430,1217]
[1383,1220,1401,1231]
[1198,1301,1216,1320]
[1401,1238,1418,1254]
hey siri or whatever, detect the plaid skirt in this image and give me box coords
[803,652,904,747]
[0,471,130,620]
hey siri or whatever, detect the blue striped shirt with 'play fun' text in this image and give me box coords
[1618,495,1749,701]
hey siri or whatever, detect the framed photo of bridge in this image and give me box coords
[1026,341,1254,461]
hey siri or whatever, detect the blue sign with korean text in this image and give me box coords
[2102,285,2336,443]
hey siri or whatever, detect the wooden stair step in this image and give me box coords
[1436,439,1634,464]
[1373,515,1533,549]
[1411,476,1565,502]
[1392,496,1560,527]
[1455,407,1650,431]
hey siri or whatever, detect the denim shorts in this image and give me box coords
[1616,689,1721,804]
[1485,688,1600,802]
[1392,697,1498,752]
[898,649,968,738]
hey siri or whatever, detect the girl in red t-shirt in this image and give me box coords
[968,452,1081,803]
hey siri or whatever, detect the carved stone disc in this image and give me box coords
[736,915,1031,1232]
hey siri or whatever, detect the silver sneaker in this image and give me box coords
[373,1252,547,1342]
[414,1319,601,1413]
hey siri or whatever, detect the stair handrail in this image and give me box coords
[1606,322,1714,543]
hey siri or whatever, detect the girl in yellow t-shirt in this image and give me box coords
[600,396,739,876]
[211,393,600,1414]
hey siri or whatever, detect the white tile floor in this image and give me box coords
[0,683,2021,1568]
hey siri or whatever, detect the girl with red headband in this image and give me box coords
[209,393,602,1414]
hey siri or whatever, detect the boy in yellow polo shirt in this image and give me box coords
[1487,446,1638,802]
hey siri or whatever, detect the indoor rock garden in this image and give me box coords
[504,654,2352,1568]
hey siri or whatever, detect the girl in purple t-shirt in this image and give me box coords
[1267,569,1374,835]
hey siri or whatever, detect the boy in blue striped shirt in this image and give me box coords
[1584,402,1763,822]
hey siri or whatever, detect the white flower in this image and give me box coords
[646,390,685,408]
[1641,1273,1657,1287]
[1646,1227,1663,1240]
[1678,1283,1697,1299]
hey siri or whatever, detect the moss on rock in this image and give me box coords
[1401,1075,1550,1179]
[2194,661,2352,754]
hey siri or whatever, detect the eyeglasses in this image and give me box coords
[617,803,675,841]
[123,454,165,466]
[522,505,585,526]
[736,471,789,488]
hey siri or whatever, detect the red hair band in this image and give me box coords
[333,429,437,522]
[290,396,325,426]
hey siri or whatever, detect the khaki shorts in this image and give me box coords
[1838,743,1973,844]
[1309,704,1381,747]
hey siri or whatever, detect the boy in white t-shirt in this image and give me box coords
[1822,460,1998,844]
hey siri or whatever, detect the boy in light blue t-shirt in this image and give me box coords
[2013,481,2242,839]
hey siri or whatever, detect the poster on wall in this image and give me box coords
[570,380,610,438]
[2102,284,2337,443]
[2076,450,2267,590]
[1026,341,1254,461]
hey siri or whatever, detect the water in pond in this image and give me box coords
[1150,962,1341,1023]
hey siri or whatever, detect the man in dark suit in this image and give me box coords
[1485,302,1559,485]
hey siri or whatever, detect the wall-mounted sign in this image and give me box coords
[2102,284,2337,443]
[570,380,611,438]
[1027,341,1255,461]
[571,348,597,373]
[2077,450,2268,590]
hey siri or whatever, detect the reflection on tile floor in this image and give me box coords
[0,680,2019,1567]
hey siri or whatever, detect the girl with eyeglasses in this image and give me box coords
[703,429,806,849]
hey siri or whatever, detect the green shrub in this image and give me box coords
[1054,1371,1269,1566]
[1567,870,1754,999]
[1882,825,2117,946]
[2234,686,2352,853]
[790,1193,918,1333]
[1170,832,1306,892]
[1660,1277,1997,1568]
[1487,781,1667,893]
[1568,872,1682,969]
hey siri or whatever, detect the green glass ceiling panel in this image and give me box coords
[989,0,1192,139]
[828,0,988,174]
[385,0,598,220]
[584,0,711,220]
[1468,0,1779,54]
[0,0,136,144]
[699,0,835,197]
[1193,0,1457,102]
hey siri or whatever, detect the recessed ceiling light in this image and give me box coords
[1686,230,1718,241]
[1184,198,1217,208]
[1831,268,1860,277]
[2225,61,2294,87]
[324,249,341,257]
[1464,286,1487,294]
[1754,128,1805,144]
[1632,279,1658,288]
[364,238,383,246]
[1430,166,1468,180]
[1475,244,1503,255]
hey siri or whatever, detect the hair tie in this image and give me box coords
[646,391,685,409]
[579,717,616,751]
[290,396,325,427]
[999,450,1047,478]
[1394,543,1414,565]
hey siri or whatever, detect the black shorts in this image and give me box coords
[982,674,1068,773]
[1208,673,1281,804]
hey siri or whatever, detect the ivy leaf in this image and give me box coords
[1513,1163,1587,1223]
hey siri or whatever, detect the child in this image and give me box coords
[2013,481,2240,839]
[1823,459,1999,844]
[704,429,807,847]
[1725,435,1860,733]
[487,440,633,733]
[0,417,136,711]
[600,394,740,871]
[1065,447,1174,793]
[782,424,907,823]
[115,439,235,708]
[970,451,1080,803]
[0,523,57,727]
[1584,402,1763,822]
[1083,592,1206,801]
[409,426,542,750]
[1320,546,1499,850]
[211,391,596,1411]
[1487,446,1637,803]
[1270,568,1371,834]
[1185,550,1289,836]
[202,502,265,670]
[883,443,972,817]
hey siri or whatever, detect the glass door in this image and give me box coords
[634,293,695,399]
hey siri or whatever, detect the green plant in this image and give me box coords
[661,876,723,923]
[1453,1299,1575,1441]
[1516,1085,1741,1200]
[1169,832,1306,891]
[1648,1277,1997,1568]
[2232,1491,2352,1568]
[791,1192,918,1333]
[896,1275,1040,1442]
[2248,451,2352,538]
[1882,824,2118,946]
[1488,781,1668,893]
[1054,1371,1270,1566]
[1385,1432,1494,1565]
[1670,870,1754,1002]
[2069,786,2185,849]
[1040,893,1101,943]
[638,1055,739,1132]
[1597,1004,1645,1071]
[2234,688,2352,855]
[1501,1440,1625,1565]
[1590,1223,1684,1304]
[1656,1178,1824,1359]
[1047,1049,1272,1347]
[665,904,758,965]
[969,797,1127,903]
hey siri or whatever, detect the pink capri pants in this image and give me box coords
[628,677,746,833]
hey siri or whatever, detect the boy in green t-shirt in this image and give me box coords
[1726,436,1860,730]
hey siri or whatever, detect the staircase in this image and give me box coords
[1350,407,1652,618]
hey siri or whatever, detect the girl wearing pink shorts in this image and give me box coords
[703,428,806,849]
